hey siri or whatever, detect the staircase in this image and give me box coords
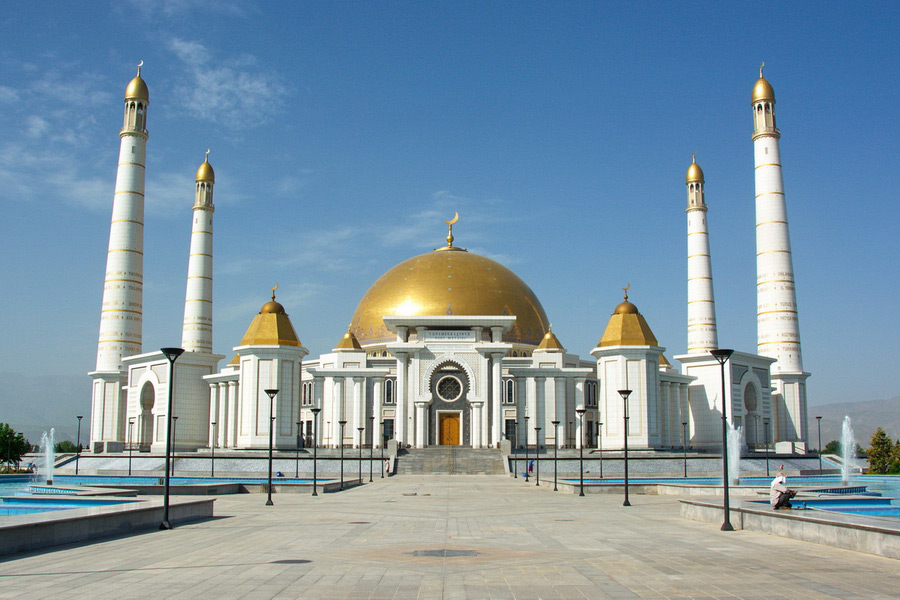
[395,447,505,475]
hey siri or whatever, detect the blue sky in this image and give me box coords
[2,2,899,437]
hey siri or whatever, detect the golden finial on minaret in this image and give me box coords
[760,61,765,78]
[137,60,143,76]
[271,282,278,301]
[623,283,631,301]
[444,211,459,247]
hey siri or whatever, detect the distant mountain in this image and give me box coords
[808,396,900,450]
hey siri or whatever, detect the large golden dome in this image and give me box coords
[351,247,549,346]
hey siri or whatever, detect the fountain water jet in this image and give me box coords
[727,424,743,485]
[39,428,56,485]
[841,416,855,484]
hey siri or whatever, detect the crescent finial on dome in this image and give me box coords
[623,283,630,301]
[444,211,459,247]
[271,282,278,301]
[137,60,143,76]
[760,61,765,78]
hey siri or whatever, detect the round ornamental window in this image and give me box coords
[436,375,463,402]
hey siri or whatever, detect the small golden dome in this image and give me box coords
[659,353,671,367]
[536,330,565,352]
[239,297,300,347]
[196,156,215,182]
[350,248,549,346]
[686,160,704,184]
[599,295,658,347]
[752,77,775,103]
[335,329,363,351]
[614,301,638,315]
[125,75,149,102]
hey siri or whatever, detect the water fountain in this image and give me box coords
[39,428,55,485]
[841,416,855,485]
[727,424,743,485]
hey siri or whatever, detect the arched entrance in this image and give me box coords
[139,382,155,450]
[429,364,470,446]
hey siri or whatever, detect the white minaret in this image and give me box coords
[89,64,149,448]
[685,154,718,354]
[752,63,809,443]
[181,152,216,352]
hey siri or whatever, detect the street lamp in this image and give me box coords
[523,415,530,482]
[264,388,279,506]
[369,416,375,482]
[338,420,347,490]
[575,407,586,497]
[534,426,541,486]
[379,419,385,479]
[75,415,83,475]
[160,346,184,530]
[512,419,518,479]
[210,421,216,478]
[296,420,302,479]
[763,418,770,477]
[311,407,321,496]
[682,421,688,478]
[618,390,632,507]
[357,426,364,483]
[551,420,560,491]
[816,415,823,475]
[598,422,604,479]
[128,418,135,476]
[710,348,735,531]
[171,416,178,476]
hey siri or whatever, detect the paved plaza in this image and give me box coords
[0,475,897,599]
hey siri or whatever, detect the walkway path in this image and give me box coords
[0,475,895,599]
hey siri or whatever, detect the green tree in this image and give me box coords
[822,440,841,455]
[54,440,79,453]
[0,423,30,469]
[867,427,894,474]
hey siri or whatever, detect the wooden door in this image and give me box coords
[439,413,460,445]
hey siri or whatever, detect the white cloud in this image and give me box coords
[167,38,287,129]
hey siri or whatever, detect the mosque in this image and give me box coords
[87,65,810,457]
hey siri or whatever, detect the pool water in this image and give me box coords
[0,497,136,516]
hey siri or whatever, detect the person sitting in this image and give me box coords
[770,469,796,509]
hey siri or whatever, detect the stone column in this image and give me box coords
[415,401,427,447]
[555,377,567,448]
[491,353,504,447]
[373,377,383,447]
[395,353,408,446]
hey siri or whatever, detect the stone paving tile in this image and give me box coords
[1,475,899,599]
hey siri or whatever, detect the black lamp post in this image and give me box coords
[598,422,604,479]
[171,416,178,476]
[618,390,632,507]
[75,415,83,475]
[160,346,184,530]
[763,418,770,477]
[682,421,688,478]
[551,420,560,491]
[210,421,216,478]
[710,348,735,531]
[338,420,347,490]
[311,407,321,496]
[816,415,823,475]
[523,415,530,482]
[128,418,134,476]
[379,419,385,479]
[534,426,541,486]
[368,415,375,482]
[296,420,302,479]
[575,407,586,496]
[357,426,364,483]
[512,420,518,479]
[264,388,279,506]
